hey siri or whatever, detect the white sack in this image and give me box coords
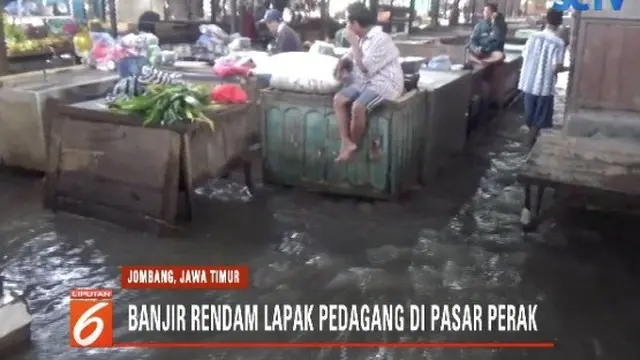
[427,55,453,70]
[269,52,341,94]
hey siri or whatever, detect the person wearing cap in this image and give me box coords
[260,9,303,53]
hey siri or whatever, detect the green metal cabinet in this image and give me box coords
[260,89,426,199]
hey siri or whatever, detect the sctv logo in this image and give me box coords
[552,0,624,11]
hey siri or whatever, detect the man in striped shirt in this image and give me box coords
[518,8,568,148]
[332,2,404,162]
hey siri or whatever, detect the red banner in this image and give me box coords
[120,266,249,289]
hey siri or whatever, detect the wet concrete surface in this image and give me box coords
[2,75,640,360]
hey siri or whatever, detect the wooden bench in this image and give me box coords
[517,134,640,230]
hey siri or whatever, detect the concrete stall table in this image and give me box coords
[0,66,120,171]
[417,69,473,181]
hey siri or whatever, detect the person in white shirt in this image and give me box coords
[518,8,569,227]
[518,8,568,148]
[332,2,404,162]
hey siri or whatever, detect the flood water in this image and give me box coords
[2,74,640,360]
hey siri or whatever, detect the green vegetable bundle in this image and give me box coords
[109,84,215,130]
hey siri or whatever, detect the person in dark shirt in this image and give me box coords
[467,4,507,66]
[333,27,350,47]
[260,9,303,53]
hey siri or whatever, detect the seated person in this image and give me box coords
[333,27,350,48]
[260,9,303,53]
[332,2,404,162]
[468,4,507,66]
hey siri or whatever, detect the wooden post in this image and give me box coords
[101,0,107,21]
[0,13,9,75]
[239,2,246,35]
[230,0,237,32]
[370,0,379,18]
[408,0,415,34]
[430,0,440,27]
[187,0,194,19]
[320,0,327,39]
[108,0,117,37]
[164,0,171,19]
[449,0,460,26]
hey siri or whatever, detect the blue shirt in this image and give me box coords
[273,23,303,53]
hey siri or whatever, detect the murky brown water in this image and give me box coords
[2,74,640,360]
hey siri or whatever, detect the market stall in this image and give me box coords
[44,82,255,232]
[395,39,523,119]
[390,39,523,181]
[261,89,425,199]
[258,52,426,200]
[4,0,78,73]
[0,66,119,171]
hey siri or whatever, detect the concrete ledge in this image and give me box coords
[563,110,640,143]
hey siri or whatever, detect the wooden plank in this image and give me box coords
[56,119,175,190]
[161,133,181,225]
[518,135,640,196]
[576,22,608,107]
[44,103,186,229]
[572,19,640,112]
[619,25,640,111]
[56,172,165,218]
[186,105,253,188]
[55,196,172,235]
[599,24,624,104]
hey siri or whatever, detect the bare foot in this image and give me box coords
[335,142,357,162]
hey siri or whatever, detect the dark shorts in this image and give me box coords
[339,85,385,111]
[523,93,554,129]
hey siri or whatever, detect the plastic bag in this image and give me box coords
[199,24,229,40]
[89,32,116,47]
[89,41,124,71]
[269,53,341,94]
[106,66,184,103]
[427,55,453,70]
[228,37,252,52]
[195,34,228,57]
[196,24,229,57]
[213,57,252,77]
[115,32,162,65]
[210,84,248,104]
[154,50,177,66]
[308,41,335,57]
[73,31,92,57]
